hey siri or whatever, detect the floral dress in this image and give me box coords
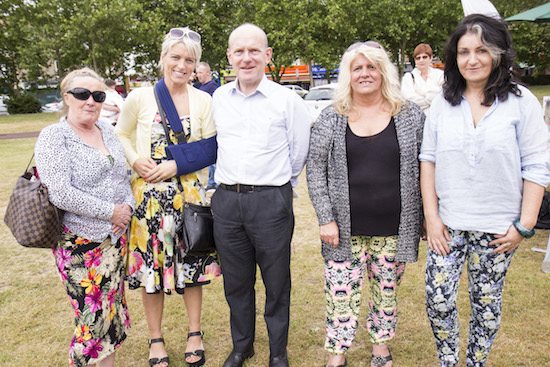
[54,230,131,367]
[126,113,220,294]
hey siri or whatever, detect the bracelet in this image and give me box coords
[512,219,535,239]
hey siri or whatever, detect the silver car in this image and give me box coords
[303,83,338,121]
[283,84,308,98]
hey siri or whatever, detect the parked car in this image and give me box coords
[41,100,63,113]
[284,84,308,98]
[0,95,8,115]
[303,83,338,120]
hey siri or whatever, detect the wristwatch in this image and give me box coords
[512,219,536,239]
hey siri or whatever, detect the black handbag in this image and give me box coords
[182,202,216,255]
[4,155,63,248]
[153,91,216,256]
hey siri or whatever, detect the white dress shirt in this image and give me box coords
[420,85,550,234]
[212,76,311,187]
[401,67,444,111]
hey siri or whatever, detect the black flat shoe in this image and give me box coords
[223,348,255,367]
[148,337,170,367]
[185,331,205,367]
[270,354,289,367]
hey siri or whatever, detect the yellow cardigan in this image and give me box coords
[115,85,216,169]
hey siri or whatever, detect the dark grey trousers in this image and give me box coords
[212,182,294,357]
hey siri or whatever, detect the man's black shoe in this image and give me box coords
[223,349,255,367]
[269,354,289,367]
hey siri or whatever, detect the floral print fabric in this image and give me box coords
[426,229,514,367]
[324,235,405,354]
[126,113,220,294]
[54,229,130,367]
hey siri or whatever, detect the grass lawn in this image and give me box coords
[0,114,549,367]
[529,84,550,103]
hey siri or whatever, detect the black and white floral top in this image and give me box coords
[35,117,135,242]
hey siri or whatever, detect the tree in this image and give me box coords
[494,0,550,76]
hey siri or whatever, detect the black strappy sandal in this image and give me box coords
[371,351,392,367]
[185,331,205,367]
[148,337,170,367]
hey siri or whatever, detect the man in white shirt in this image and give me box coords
[100,79,124,125]
[212,23,311,367]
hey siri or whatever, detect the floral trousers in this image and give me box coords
[324,235,405,354]
[426,229,515,367]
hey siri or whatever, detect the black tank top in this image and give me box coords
[346,117,401,236]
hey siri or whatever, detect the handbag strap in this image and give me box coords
[25,153,34,172]
[153,87,185,194]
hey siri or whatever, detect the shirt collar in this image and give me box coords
[231,75,270,98]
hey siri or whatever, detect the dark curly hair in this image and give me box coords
[443,14,521,106]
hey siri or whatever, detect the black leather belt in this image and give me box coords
[219,183,280,193]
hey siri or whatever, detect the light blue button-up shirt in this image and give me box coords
[212,76,311,187]
[420,85,549,234]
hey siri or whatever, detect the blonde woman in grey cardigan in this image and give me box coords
[306,41,425,367]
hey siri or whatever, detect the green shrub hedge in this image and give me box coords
[6,93,42,114]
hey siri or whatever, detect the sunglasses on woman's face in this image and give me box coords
[67,88,106,103]
[169,27,201,43]
[415,55,430,61]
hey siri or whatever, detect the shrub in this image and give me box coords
[6,93,42,114]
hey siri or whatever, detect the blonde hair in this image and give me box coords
[158,31,202,72]
[333,45,404,116]
[60,67,104,116]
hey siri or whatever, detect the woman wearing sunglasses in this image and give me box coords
[35,67,134,367]
[306,42,424,367]
[401,43,444,112]
[116,27,220,367]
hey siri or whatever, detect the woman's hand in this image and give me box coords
[320,221,340,248]
[489,224,524,253]
[425,215,451,256]
[111,204,132,235]
[143,160,177,183]
[133,157,157,178]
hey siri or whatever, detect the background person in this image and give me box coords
[35,67,134,367]
[195,61,219,190]
[307,41,424,367]
[100,79,125,125]
[212,23,311,367]
[420,14,549,367]
[401,43,444,112]
[116,27,220,367]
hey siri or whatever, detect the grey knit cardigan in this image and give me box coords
[306,102,425,263]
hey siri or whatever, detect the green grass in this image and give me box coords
[0,118,549,367]
[0,112,59,134]
[527,85,550,104]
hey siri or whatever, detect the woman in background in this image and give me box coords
[401,43,443,112]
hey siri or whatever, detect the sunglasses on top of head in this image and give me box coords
[169,27,201,43]
[67,88,107,103]
[346,40,384,53]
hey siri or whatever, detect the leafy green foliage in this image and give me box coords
[0,0,548,90]
[6,94,42,114]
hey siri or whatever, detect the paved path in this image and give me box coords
[0,131,40,139]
